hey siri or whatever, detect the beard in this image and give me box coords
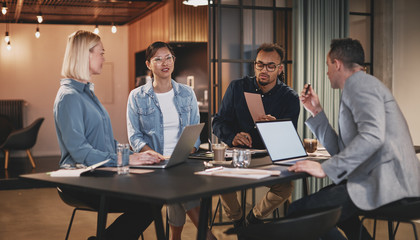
[257,79,270,86]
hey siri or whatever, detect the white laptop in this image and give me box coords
[256,120,329,166]
[131,123,204,169]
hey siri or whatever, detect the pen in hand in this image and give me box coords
[305,83,311,95]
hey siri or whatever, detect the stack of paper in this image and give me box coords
[49,159,110,177]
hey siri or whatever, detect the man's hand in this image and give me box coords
[129,150,165,166]
[300,84,323,117]
[256,114,276,122]
[232,132,252,148]
[288,160,326,178]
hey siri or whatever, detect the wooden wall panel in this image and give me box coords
[171,1,207,42]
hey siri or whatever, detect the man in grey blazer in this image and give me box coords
[288,38,420,240]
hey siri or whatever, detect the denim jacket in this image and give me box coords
[127,79,200,154]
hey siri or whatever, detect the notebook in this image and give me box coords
[256,120,329,166]
[131,123,205,169]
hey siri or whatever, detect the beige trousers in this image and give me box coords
[220,182,293,221]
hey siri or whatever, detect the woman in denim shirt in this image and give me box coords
[127,42,216,240]
[54,30,164,240]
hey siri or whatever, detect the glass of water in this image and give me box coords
[232,149,251,168]
[117,143,130,175]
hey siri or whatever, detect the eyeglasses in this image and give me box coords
[151,55,176,65]
[254,61,281,72]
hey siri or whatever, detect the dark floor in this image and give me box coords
[0,155,59,190]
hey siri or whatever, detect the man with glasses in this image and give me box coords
[212,43,300,234]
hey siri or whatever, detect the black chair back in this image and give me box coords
[0,118,44,150]
[238,206,342,240]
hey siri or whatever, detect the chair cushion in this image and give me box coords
[362,197,420,221]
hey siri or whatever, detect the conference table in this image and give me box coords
[20,159,307,240]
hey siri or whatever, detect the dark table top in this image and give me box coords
[20,160,306,205]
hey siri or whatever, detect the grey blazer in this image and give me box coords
[306,71,420,211]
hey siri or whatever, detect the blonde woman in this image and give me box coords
[54,30,164,240]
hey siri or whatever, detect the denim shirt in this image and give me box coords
[127,79,201,154]
[212,76,300,149]
[53,78,119,168]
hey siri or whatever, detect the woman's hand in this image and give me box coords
[300,84,323,117]
[129,150,165,165]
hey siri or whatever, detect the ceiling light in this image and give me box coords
[1,2,7,15]
[35,27,40,38]
[7,41,11,51]
[111,23,117,34]
[94,25,99,34]
[37,12,43,23]
[4,31,9,43]
[182,0,211,7]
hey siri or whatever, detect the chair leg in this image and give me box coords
[4,150,9,169]
[388,221,395,240]
[409,221,419,240]
[26,149,36,168]
[359,216,367,240]
[65,208,79,240]
[210,198,221,229]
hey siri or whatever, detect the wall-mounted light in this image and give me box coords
[182,0,211,7]
[1,2,7,15]
[35,26,40,38]
[37,12,43,23]
[4,31,9,43]
[111,23,117,34]
[93,25,99,34]
[6,41,11,51]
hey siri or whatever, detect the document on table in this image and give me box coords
[244,92,265,123]
[195,167,280,179]
[49,159,110,177]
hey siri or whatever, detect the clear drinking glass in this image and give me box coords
[117,143,130,175]
[232,149,251,168]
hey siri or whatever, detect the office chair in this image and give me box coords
[57,187,145,240]
[226,206,341,240]
[0,117,44,169]
[359,197,420,240]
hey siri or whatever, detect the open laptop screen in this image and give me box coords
[256,120,307,162]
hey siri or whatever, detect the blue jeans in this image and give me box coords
[287,183,372,240]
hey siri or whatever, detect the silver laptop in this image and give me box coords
[256,120,329,166]
[131,123,205,169]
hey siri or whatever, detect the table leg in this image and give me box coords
[96,194,108,240]
[152,205,166,240]
[302,177,309,196]
[197,197,211,240]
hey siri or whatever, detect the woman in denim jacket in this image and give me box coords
[127,42,216,240]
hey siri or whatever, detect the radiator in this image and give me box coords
[0,100,25,129]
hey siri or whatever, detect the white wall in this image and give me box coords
[393,0,420,146]
[0,24,129,157]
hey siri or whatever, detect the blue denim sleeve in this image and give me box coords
[127,90,147,152]
[188,88,201,150]
[55,94,117,167]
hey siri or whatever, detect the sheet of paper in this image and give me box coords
[48,159,110,177]
[244,92,265,123]
[195,167,280,179]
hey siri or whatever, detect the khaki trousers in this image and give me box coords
[220,182,293,221]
